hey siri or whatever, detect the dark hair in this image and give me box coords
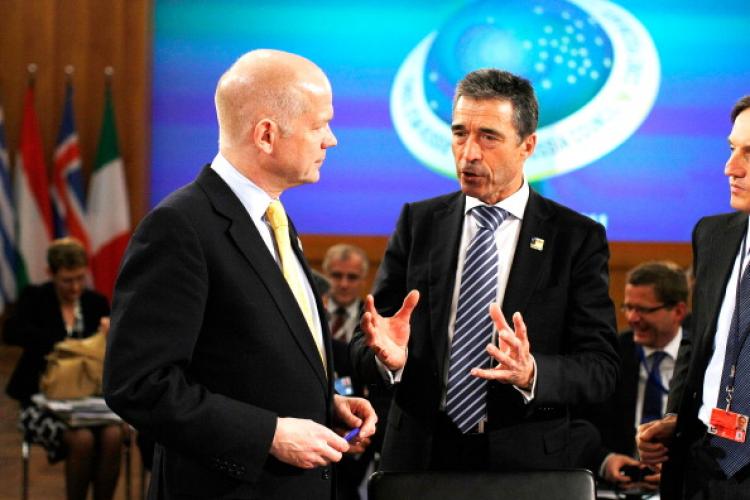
[47,237,88,273]
[627,261,689,306]
[731,95,750,123]
[454,69,539,141]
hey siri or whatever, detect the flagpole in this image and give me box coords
[65,64,74,82]
[104,66,114,88]
[27,63,37,88]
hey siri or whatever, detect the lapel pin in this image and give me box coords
[297,237,304,251]
[530,237,544,251]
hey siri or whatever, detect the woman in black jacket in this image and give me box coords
[5,237,123,500]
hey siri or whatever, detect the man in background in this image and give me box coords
[324,244,368,349]
[589,261,688,492]
[103,49,375,500]
[321,243,373,499]
[638,95,750,499]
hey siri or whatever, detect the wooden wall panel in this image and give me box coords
[300,235,693,332]
[0,0,152,222]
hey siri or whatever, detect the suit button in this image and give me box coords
[322,468,330,480]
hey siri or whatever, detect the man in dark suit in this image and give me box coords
[588,262,688,492]
[103,49,376,500]
[638,95,750,499]
[323,243,369,385]
[350,69,619,472]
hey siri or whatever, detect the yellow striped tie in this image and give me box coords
[266,200,325,365]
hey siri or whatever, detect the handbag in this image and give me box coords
[40,329,107,400]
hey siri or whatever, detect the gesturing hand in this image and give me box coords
[360,290,420,371]
[269,417,349,469]
[470,304,534,390]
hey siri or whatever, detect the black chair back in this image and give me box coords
[368,469,596,500]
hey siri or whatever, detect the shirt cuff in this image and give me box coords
[513,355,537,403]
[375,348,407,384]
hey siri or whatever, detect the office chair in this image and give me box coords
[369,469,596,500]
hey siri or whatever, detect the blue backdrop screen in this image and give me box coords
[151,0,749,242]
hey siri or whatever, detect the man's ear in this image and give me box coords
[254,119,278,154]
[673,301,688,323]
[521,132,537,159]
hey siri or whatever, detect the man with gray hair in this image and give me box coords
[323,244,369,344]
[104,49,376,499]
[351,68,618,472]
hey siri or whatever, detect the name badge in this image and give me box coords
[708,407,748,443]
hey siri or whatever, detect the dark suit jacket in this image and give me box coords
[5,282,110,405]
[350,189,619,472]
[103,166,335,499]
[661,212,748,499]
[588,330,641,468]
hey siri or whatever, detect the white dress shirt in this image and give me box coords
[210,153,325,361]
[699,218,750,425]
[381,180,536,405]
[440,179,536,405]
[326,299,362,343]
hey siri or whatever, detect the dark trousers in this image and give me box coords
[429,413,489,471]
[683,433,750,499]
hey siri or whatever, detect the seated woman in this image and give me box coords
[4,237,124,500]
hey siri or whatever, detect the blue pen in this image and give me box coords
[343,428,360,442]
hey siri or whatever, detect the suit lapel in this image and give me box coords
[502,190,555,322]
[196,167,328,390]
[428,193,465,378]
[697,213,747,356]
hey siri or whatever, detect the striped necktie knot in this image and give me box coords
[472,206,508,231]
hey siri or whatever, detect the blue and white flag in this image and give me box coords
[0,104,17,314]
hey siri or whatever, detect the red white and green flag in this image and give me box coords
[88,85,130,302]
[15,85,53,289]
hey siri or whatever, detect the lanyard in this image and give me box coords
[637,345,669,395]
[723,234,750,411]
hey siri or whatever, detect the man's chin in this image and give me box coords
[633,332,654,345]
[460,183,485,199]
[730,196,750,214]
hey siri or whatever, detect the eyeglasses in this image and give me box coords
[329,272,362,281]
[620,303,672,315]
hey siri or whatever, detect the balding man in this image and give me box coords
[103,50,376,500]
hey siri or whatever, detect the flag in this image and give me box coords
[14,86,53,289]
[52,81,90,249]
[0,104,17,313]
[88,85,130,301]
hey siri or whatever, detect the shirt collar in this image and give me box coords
[327,298,360,317]
[210,152,275,223]
[464,177,529,221]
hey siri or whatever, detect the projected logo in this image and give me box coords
[390,0,660,181]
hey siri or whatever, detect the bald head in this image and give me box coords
[214,49,337,197]
[215,49,331,148]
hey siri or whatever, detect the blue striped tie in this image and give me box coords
[446,205,508,433]
[713,261,750,477]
